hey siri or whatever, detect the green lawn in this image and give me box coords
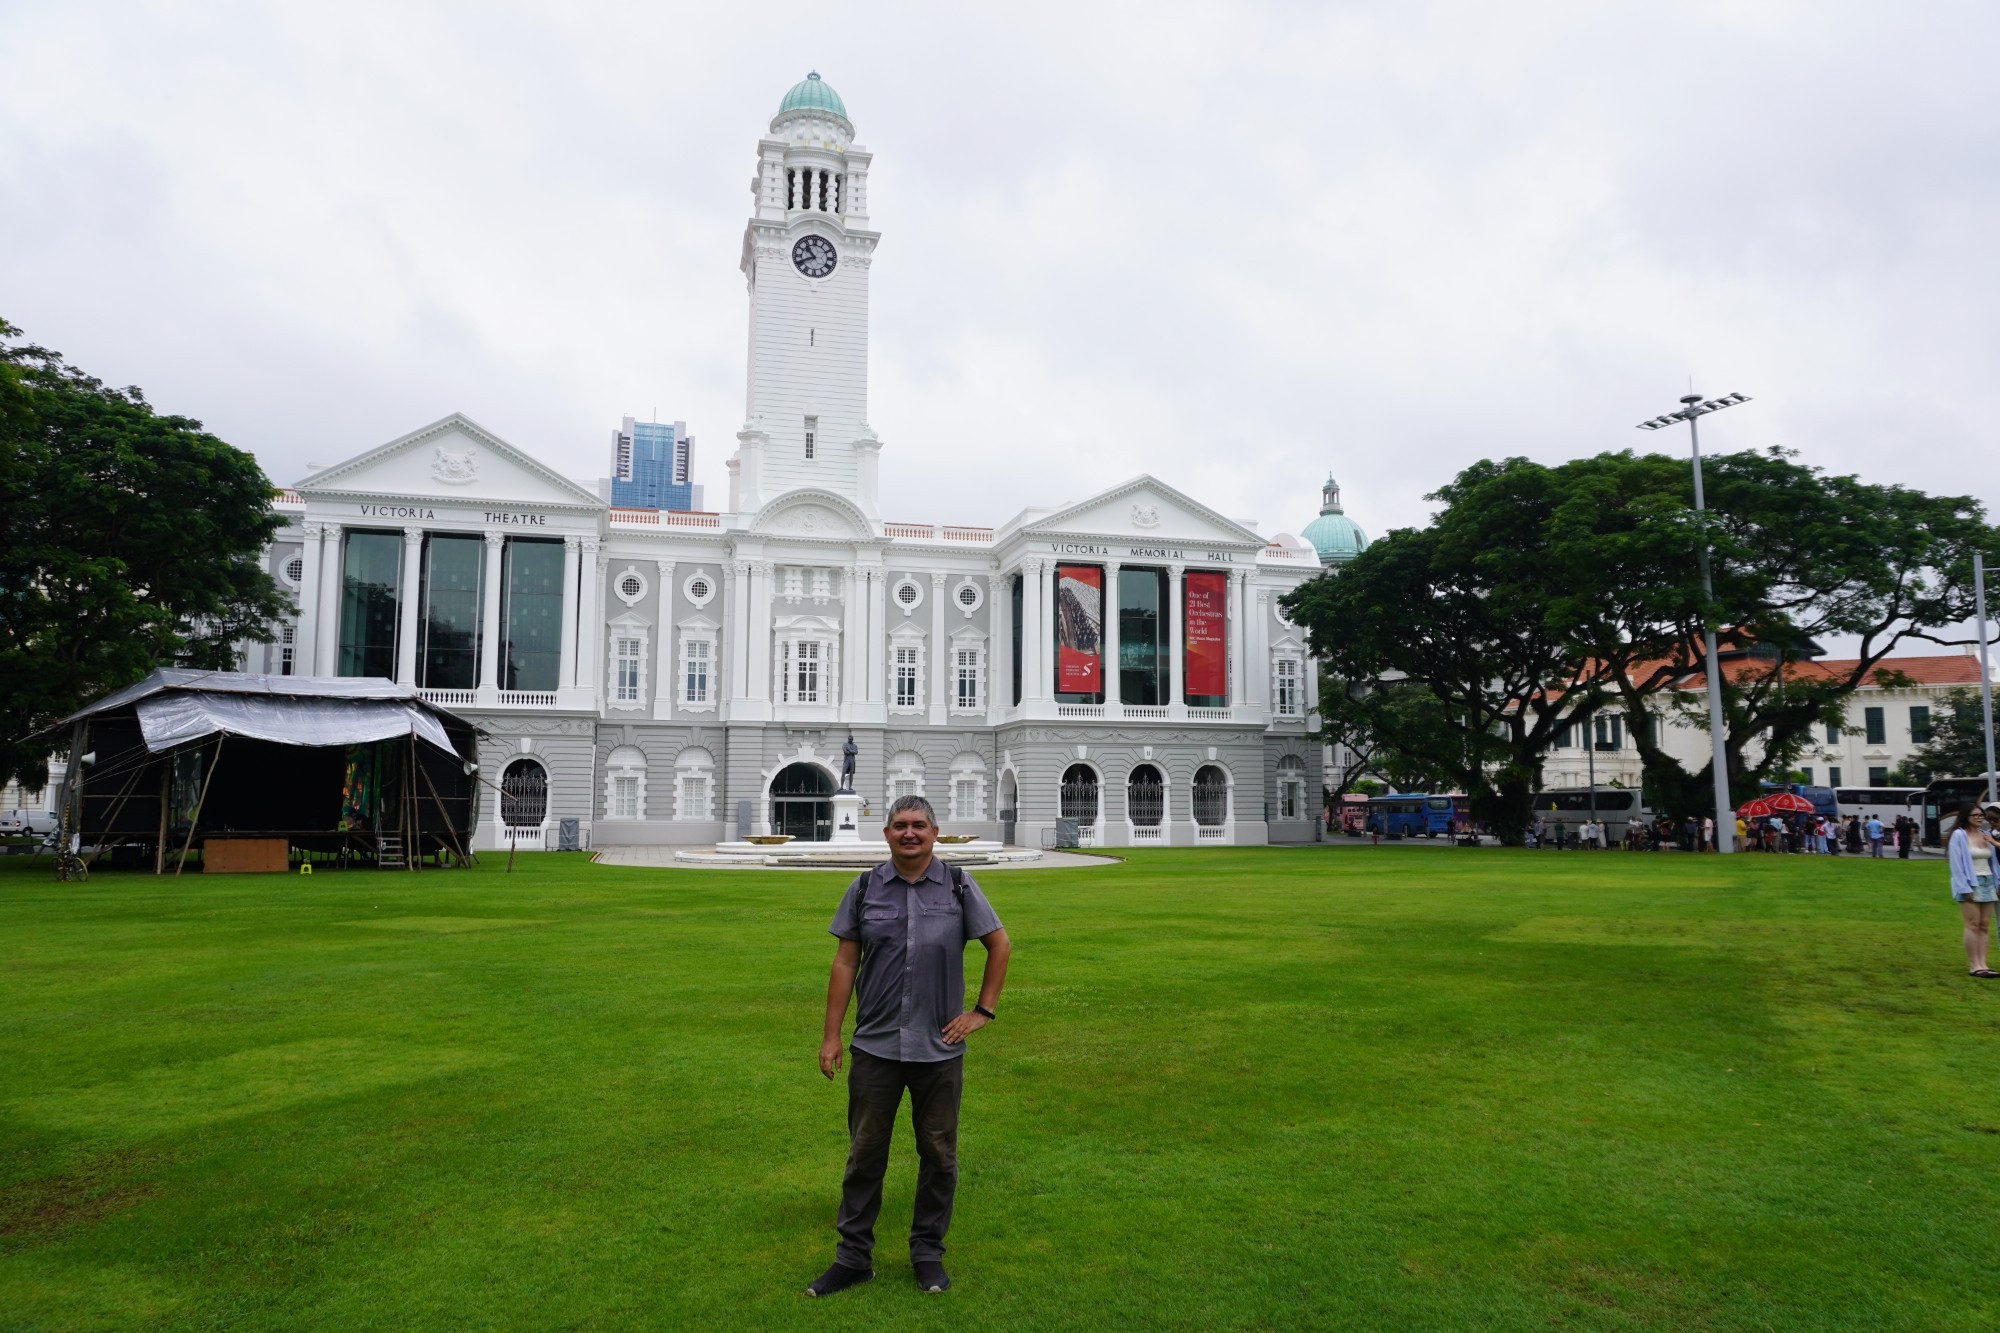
[0,846,1990,1330]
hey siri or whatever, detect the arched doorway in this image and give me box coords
[770,762,835,841]
[1127,764,1165,829]
[501,758,548,840]
[1060,763,1099,828]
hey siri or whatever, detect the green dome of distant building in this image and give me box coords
[1303,475,1369,566]
[778,72,847,120]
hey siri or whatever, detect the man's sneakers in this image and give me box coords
[913,1259,951,1293]
[805,1262,873,1298]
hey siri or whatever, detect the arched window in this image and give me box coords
[604,745,647,819]
[1277,755,1306,821]
[1126,764,1164,828]
[674,747,715,821]
[501,758,548,830]
[1194,764,1230,827]
[1060,763,1099,826]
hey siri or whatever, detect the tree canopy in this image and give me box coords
[1283,446,1998,841]
[0,320,287,790]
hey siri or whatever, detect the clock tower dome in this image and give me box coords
[731,72,881,518]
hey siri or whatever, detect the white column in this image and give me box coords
[1168,563,1185,715]
[315,523,343,674]
[749,561,773,705]
[1252,586,1271,710]
[725,563,748,705]
[1021,560,1045,704]
[928,572,948,725]
[296,522,322,676]
[478,532,504,700]
[579,539,606,703]
[558,536,581,692]
[867,567,887,705]
[395,527,424,685]
[654,560,675,720]
[841,565,861,715]
[1103,563,1121,707]
[988,571,1010,723]
[1232,568,1251,709]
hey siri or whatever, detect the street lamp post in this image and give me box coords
[1639,391,1751,854]
[1977,553,1997,805]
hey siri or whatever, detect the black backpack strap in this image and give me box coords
[948,862,967,902]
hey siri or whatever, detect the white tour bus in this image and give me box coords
[1832,787,1922,826]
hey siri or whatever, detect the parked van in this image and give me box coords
[0,809,58,837]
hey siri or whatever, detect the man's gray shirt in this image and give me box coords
[829,858,1003,1063]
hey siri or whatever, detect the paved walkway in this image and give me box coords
[591,846,1121,872]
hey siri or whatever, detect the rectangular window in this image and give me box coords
[804,415,817,459]
[500,539,564,692]
[1274,659,1301,716]
[684,639,710,704]
[1869,765,1888,786]
[1555,723,1572,749]
[1117,567,1165,706]
[1826,722,1840,744]
[418,533,483,689]
[679,774,707,820]
[1829,766,1842,787]
[894,645,920,709]
[1798,766,1813,785]
[614,636,644,703]
[1593,715,1622,750]
[952,776,979,822]
[890,776,919,802]
[279,623,295,677]
[793,640,820,703]
[1864,706,1885,745]
[1910,705,1932,744]
[1280,779,1302,820]
[612,775,638,819]
[955,646,981,710]
[1010,574,1023,706]
[336,531,402,678]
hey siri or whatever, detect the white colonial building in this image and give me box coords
[246,74,1327,851]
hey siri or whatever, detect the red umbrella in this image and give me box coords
[1763,791,1817,814]
[1737,796,1777,818]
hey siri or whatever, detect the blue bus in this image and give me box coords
[1365,794,1456,838]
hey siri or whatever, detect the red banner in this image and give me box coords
[1055,564,1103,693]
[1184,571,1228,699]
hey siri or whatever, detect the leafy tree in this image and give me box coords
[1895,688,1997,784]
[1316,665,1460,797]
[0,320,287,789]
[1283,447,1998,837]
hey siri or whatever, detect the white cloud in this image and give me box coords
[3,0,1996,542]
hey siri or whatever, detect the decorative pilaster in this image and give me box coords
[928,572,948,725]
[1231,568,1251,709]
[1252,587,1272,710]
[725,562,749,705]
[1021,560,1047,704]
[315,523,343,674]
[478,532,504,700]
[579,538,606,705]
[866,567,887,710]
[748,561,773,705]
[1168,563,1185,715]
[653,560,675,720]
[558,536,582,692]
[840,565,861,715]
[987,569,1009,724]
[296,522,323,676]
[395,528,425,685]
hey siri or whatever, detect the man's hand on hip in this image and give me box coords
[819,1036,844,1079]
[940,1011,989,1045]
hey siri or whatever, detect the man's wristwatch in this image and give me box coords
[973,1004,996,1021]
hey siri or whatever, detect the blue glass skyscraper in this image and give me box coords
[608,416,696,511]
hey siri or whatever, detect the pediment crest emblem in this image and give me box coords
[1131,502,1160,528]
[432,444,479,485]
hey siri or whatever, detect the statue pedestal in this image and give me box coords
[830,792,866,844]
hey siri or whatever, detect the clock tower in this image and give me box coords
[732,72,881,518]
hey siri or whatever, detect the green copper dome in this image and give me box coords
[1304,474,1369,566]
[778,71,847,119]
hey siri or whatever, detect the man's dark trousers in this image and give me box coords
[836,1047,963,1268]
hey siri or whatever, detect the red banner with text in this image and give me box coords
[1055,564,1103,693]
[1184,571,1228,700]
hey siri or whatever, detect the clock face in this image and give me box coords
[792,234,838,278]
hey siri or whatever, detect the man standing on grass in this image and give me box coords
[807,795,1011,1299]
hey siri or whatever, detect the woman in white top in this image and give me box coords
[1946,806,1999,978]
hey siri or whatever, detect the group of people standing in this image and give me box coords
[1732,812,1920,857]
[1532,814,1713,851]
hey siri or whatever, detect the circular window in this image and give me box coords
[281,554,304,586]
[684,571,715,607]
[893,578,923,612]
[613,566,648,606]
[952,580,983,615]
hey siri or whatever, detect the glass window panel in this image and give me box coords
[1010,575,1023,706]
[1864,706,1885,745]
[337,531,401,678]
[502,539,565,693]
[1118,567,1164,706]
[419,534,483,689]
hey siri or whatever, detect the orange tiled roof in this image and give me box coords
[1677,653,1987,691]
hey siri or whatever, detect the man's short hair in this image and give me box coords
[885,794,937,827]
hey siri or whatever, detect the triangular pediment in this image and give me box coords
[1019,475,1263,547]
[296,413,604,510]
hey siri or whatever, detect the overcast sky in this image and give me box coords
[4,1,1997,546]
